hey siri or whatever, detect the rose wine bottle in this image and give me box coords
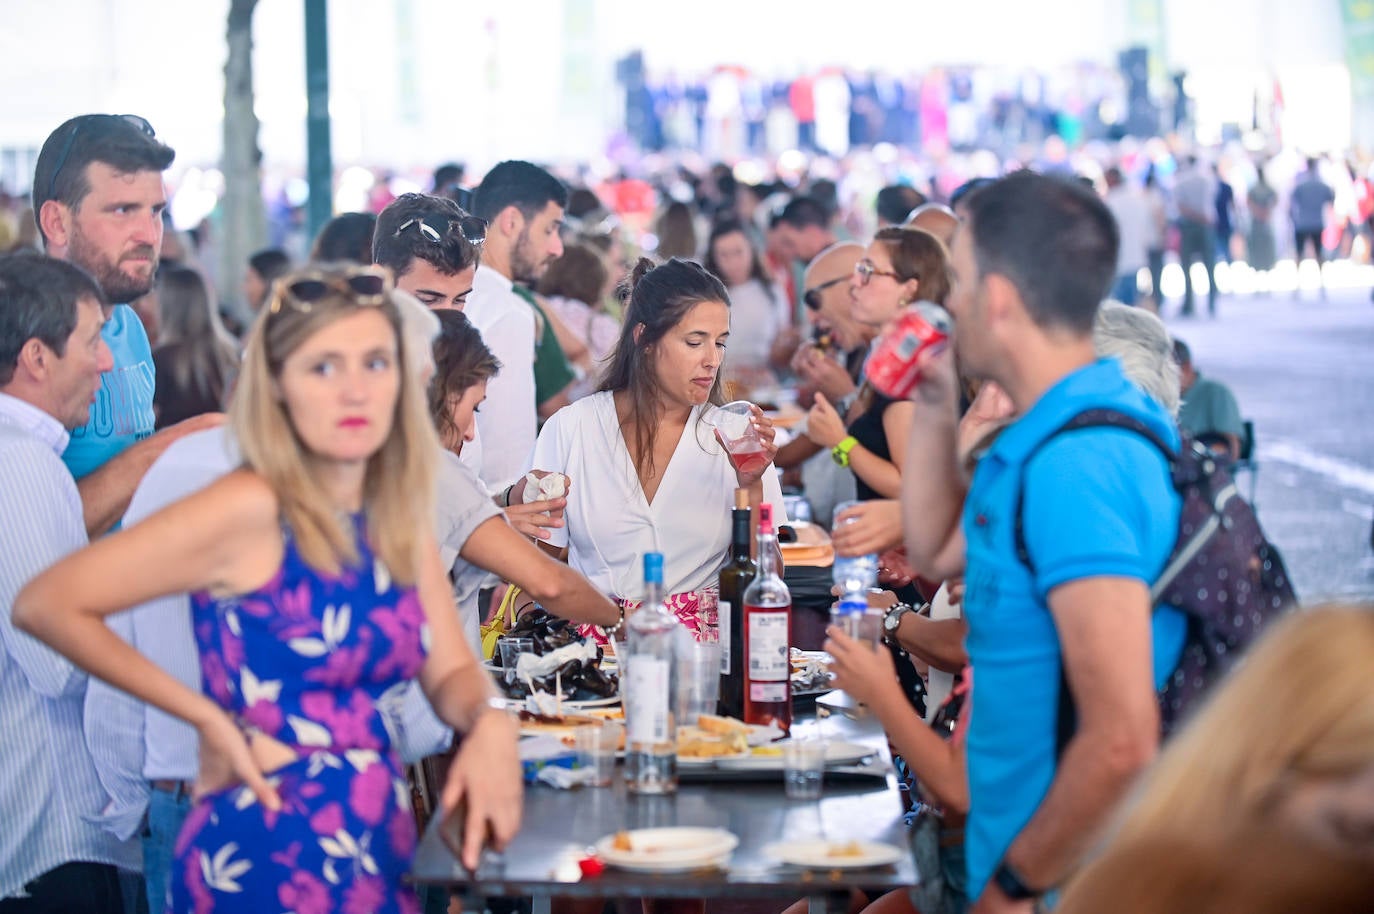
[740,503,792,734]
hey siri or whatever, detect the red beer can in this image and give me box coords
[865,302,953,399]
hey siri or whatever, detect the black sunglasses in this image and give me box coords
[47,114,156,202]
[803,276,849,311]
[269,265,393,315]
[394,214,487,247]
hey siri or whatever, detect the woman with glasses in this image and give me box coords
[703,218,791,396]
[530,258,786,642]
[802,226,951,502]
[16,264,521,912]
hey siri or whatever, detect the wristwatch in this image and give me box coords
[831,435,858,467]
[882,602,914,639]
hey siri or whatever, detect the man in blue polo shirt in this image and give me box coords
[33,114,221,539]
[903,171,1185,911]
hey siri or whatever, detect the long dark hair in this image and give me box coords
[428,309,500,448]
[703,218,771,287]
[598,257,729,478]
[155,265,239,406]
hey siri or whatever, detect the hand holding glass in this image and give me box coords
[709,401,771,476]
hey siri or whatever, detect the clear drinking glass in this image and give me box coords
[782,738,826,800]
[497,636,534,686]
[575,721,623,787]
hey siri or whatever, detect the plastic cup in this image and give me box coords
[675,639,722,727]
[709,401,770,475]
[575,721,623,787]
[497,636,534,686]
[783,739,826,800]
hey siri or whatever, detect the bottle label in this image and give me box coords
[718,601,731,673]
[747,611,789,681]
[626,656,670,745]
[750,682,788,702]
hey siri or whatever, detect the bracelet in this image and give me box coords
[991,861,1040,901]
[600,602,627,638]
[499,483,516,508]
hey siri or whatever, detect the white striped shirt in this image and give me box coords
[0,393,137,900]
[84,428,454,844]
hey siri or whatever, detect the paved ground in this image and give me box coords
[1156,265,1374,603]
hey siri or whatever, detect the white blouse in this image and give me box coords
[530,391,787,602]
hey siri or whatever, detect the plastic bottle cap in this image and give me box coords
[758,503,774,534]
[643,552,664,584]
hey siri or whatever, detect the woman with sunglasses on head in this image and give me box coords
[16,264,522,913]
[425,308,621,652]
[530,258,787,643]
[703,218,791,395]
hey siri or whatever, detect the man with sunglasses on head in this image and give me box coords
[32,114,222,540]
[372,191,567,544]
[465,161,572,494]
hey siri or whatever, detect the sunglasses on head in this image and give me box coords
[47,114,156,202]
[854,259,906,286]
[802,276,849,311]
[269,265,393,315]
[394,214,487,247]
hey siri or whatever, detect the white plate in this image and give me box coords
[676,750,753,766]
[503,694,621,712]
[595,827,738,873]
[765,839,903,869]
[715,740,874,770]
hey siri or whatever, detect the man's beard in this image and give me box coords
[67,228,158,304]
[510,230,545,285]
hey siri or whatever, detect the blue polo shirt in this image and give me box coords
[62,304,156,481]
[960,358,1187,899]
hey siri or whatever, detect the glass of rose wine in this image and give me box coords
[709,400,771,475]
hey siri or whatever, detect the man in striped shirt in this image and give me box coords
[0,255,135,911]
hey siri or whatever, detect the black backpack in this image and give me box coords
[1014,409,1299,738]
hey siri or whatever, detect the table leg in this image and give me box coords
[532,895,553,914]
[805,891,849,914]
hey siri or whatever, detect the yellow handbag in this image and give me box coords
[480,585,521,661]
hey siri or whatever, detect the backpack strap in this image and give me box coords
[1010,407,1178,758]
[1013,408,1177,575]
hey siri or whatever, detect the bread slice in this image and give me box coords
[696,713,750,737]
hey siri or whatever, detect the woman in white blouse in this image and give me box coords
[531,258,786,642]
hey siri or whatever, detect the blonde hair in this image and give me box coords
[230,267,438,584]
[1087,605,1374,854]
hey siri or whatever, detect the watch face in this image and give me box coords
[884,608,902,632]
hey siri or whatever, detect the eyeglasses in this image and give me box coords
[269,265,393,315]
[394,214,487,247]
[803,276,849,311]
[47,114,157,202]
[854,259,906,286]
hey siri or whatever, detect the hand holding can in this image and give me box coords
[865,302,954,401]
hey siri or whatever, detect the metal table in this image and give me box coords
[410,709,915,914]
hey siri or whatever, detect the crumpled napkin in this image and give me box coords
[521,472,568,505]
[537,765,598,789]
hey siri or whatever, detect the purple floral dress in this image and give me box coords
[170,520,427,914]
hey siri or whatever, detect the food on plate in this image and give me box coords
[790,648,831,693]
[612,831,633,852]
[749,744,784,758]
[697,713,750,738]
[495,609,618,700]
[827,841,865,858]
[677,718,750,758]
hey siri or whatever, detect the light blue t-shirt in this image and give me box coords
[62,304,156,480]
[960,358,1187,900]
